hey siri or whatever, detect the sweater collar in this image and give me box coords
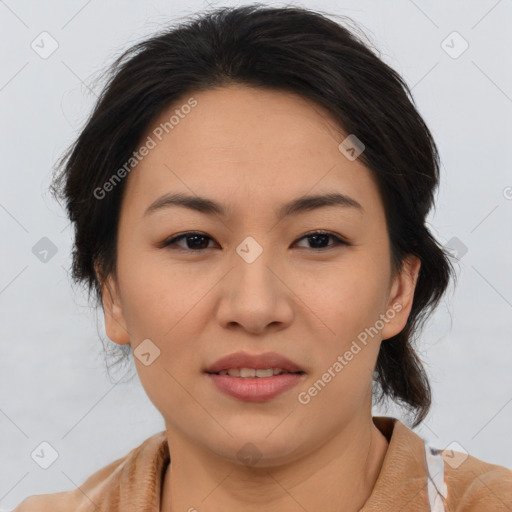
[361,416,430,511]
[87,416,429,512]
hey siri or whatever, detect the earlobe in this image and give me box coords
[99,273,131,345]
[380,255,421,341]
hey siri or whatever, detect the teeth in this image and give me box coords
[255,368,273,378]
[217,368,290,378]
[240,368,256,378]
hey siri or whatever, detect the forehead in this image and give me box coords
[122,84,383,222]
[149,84,345,162]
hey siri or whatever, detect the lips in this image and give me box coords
[204,351,305,375]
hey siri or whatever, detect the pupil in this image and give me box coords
[184,234,330,250]
[187,235,208,249]
[309,234,329,248]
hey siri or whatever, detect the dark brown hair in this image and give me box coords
[51,4,457,427]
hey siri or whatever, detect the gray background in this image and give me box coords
[1,0,511,509]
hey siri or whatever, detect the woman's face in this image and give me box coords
[101,84,420,465]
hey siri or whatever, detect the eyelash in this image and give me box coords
[159,230,349,252]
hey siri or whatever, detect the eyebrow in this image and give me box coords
[143,191,364,219]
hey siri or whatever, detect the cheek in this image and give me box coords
[297,267,386,407]
[119,256,205,409]
[116,249,210,373]
[115,247,183,338]
[298,257,389,338]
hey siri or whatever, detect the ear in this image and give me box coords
[380,255,421,341]
[98,271,131,345]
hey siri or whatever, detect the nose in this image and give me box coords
[214,243,294,334]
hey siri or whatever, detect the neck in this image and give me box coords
[160,416,389,512]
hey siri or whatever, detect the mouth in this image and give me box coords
[204,350,305,376]
[203,351,306,402]
[206,368,306,377]
[205,370,306,402]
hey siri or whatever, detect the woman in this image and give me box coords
[14,5,512,511]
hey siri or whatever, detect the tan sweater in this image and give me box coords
[13,416,512,511]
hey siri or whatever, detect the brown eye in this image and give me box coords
[161,232,216,251]
[294,231,348,250]
[160,230,349,252]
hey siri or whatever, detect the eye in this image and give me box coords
[159,231,217,251]
[294,230,348,250]
[159,230,349,252]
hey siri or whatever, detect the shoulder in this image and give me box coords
[11,491,77,512]
[11,431,169,512]
[11,451,131,511]
[381,417,512,510]
[442,449,512,511]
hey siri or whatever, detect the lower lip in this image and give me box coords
[206,372,305,402]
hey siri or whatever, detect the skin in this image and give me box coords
[100,84,421,512]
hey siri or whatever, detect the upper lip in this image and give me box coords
[204,351,305,374]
